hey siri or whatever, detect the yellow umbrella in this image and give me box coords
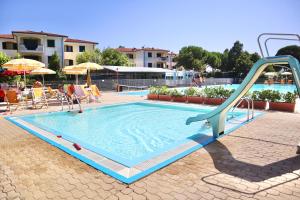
[72,62,104,86]
[3,58,45,86]
[63,68,87,84]
[30,68,56,86]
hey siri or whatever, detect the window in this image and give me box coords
[148,63,152,67]
[48,56,52,63]
[127,54,134,59]
[65,45,73,52]
[64,59,74,66]
[79,45,85,52]
[47,40,55,47]
[2,42,17,50]
[157,63,161,68]
[148,52,152,58]
[157,53,161,57]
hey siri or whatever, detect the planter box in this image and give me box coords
[204,98,223,105]
[147,94,159,100]
[158,95,172,101]
[269,102,295,112]
[186,96,205,104]
[253,101,266,110]
[172,96,187,102]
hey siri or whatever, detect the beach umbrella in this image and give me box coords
[264,72,278,77]
[63,68,87,85]
[72,62,104,86]
[280,71,292,76]
[2,58,45,86]
[30,68,56,86]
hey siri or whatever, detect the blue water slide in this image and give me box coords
[186,55,300,138]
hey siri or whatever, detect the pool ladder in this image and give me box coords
[230,97,254,121]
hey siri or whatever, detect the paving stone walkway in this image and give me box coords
[1,93,300,200]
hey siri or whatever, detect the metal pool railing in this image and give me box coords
[43,78,234,91]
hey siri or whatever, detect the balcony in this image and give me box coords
[19,44,44,53]
[157,56,168,61]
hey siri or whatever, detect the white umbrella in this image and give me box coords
[30,68,56,86]
[3,58,45,86]
[264,72,278,77]
[280,71,292,76]
[63,68,87,85]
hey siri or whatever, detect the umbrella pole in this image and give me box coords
[23,70,26,88]
[76,75,78,85]
[42,75,45,87]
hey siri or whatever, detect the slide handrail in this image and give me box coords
[186,55,300,138]
[257,33,300,57]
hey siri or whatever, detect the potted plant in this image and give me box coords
[147,86,159,100]
[269,91,297,112]
[203,87,223,105]
[185,87,204,103]
[251,90,266,109]
[170,89,186,102]
[158,86,172,101]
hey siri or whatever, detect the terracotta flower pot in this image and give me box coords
[147,94,159,100]
[172,96,187,102]
[158,95,172,101]
[204,98,223,105]
[269,102,295,112]
[187,96,204,104]
[253,101,266,110]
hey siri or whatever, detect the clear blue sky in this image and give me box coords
[1,0,299,55]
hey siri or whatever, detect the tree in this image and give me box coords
[76,49,102,64]
[175,46,208,71]
[227,41,243,72]
[235,51,253,76]
[0,52,10,68]
[206,52,222,69]
[48,51,60,71]
[101,48,130,66]
[276,45,300,62]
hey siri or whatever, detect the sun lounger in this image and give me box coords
[4,90,21,113]
[32,88,48,109]
[90,85,101,102]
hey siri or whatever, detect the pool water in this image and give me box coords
[120,84,297,96]
[20,102,245,167]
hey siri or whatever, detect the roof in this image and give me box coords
[116,47,169,53]
[0,34,14,39]
[12,30,68,37]
[65,38,98,44]
[103,66,174,73]
[0,30,98,44]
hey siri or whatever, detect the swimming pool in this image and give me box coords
[7,102,261,183]
[120,84,297,96]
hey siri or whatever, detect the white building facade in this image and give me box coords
[116,47,177,69]
[0,31,98,67]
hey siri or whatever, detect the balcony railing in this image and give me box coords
[157,57,168,61]
[19,44,44,53]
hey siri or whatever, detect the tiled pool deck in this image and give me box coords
[1,92,300,200]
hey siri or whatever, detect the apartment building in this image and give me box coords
[0,30,98,67]
[116,47,177,69]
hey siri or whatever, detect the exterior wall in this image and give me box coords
[166,54,177,69]
[0,33,96,68]
[0,38,17,57]
[119,50,168,68]
[64,42,95,65]
[143,50,168,68]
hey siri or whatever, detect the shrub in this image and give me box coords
[259,90,281,102]
[149,86,159,94]
[184,87,198,96]
[251,91,261,101]
[158,86,170,95]
[169,89,184,97]
[283,91,298,103]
